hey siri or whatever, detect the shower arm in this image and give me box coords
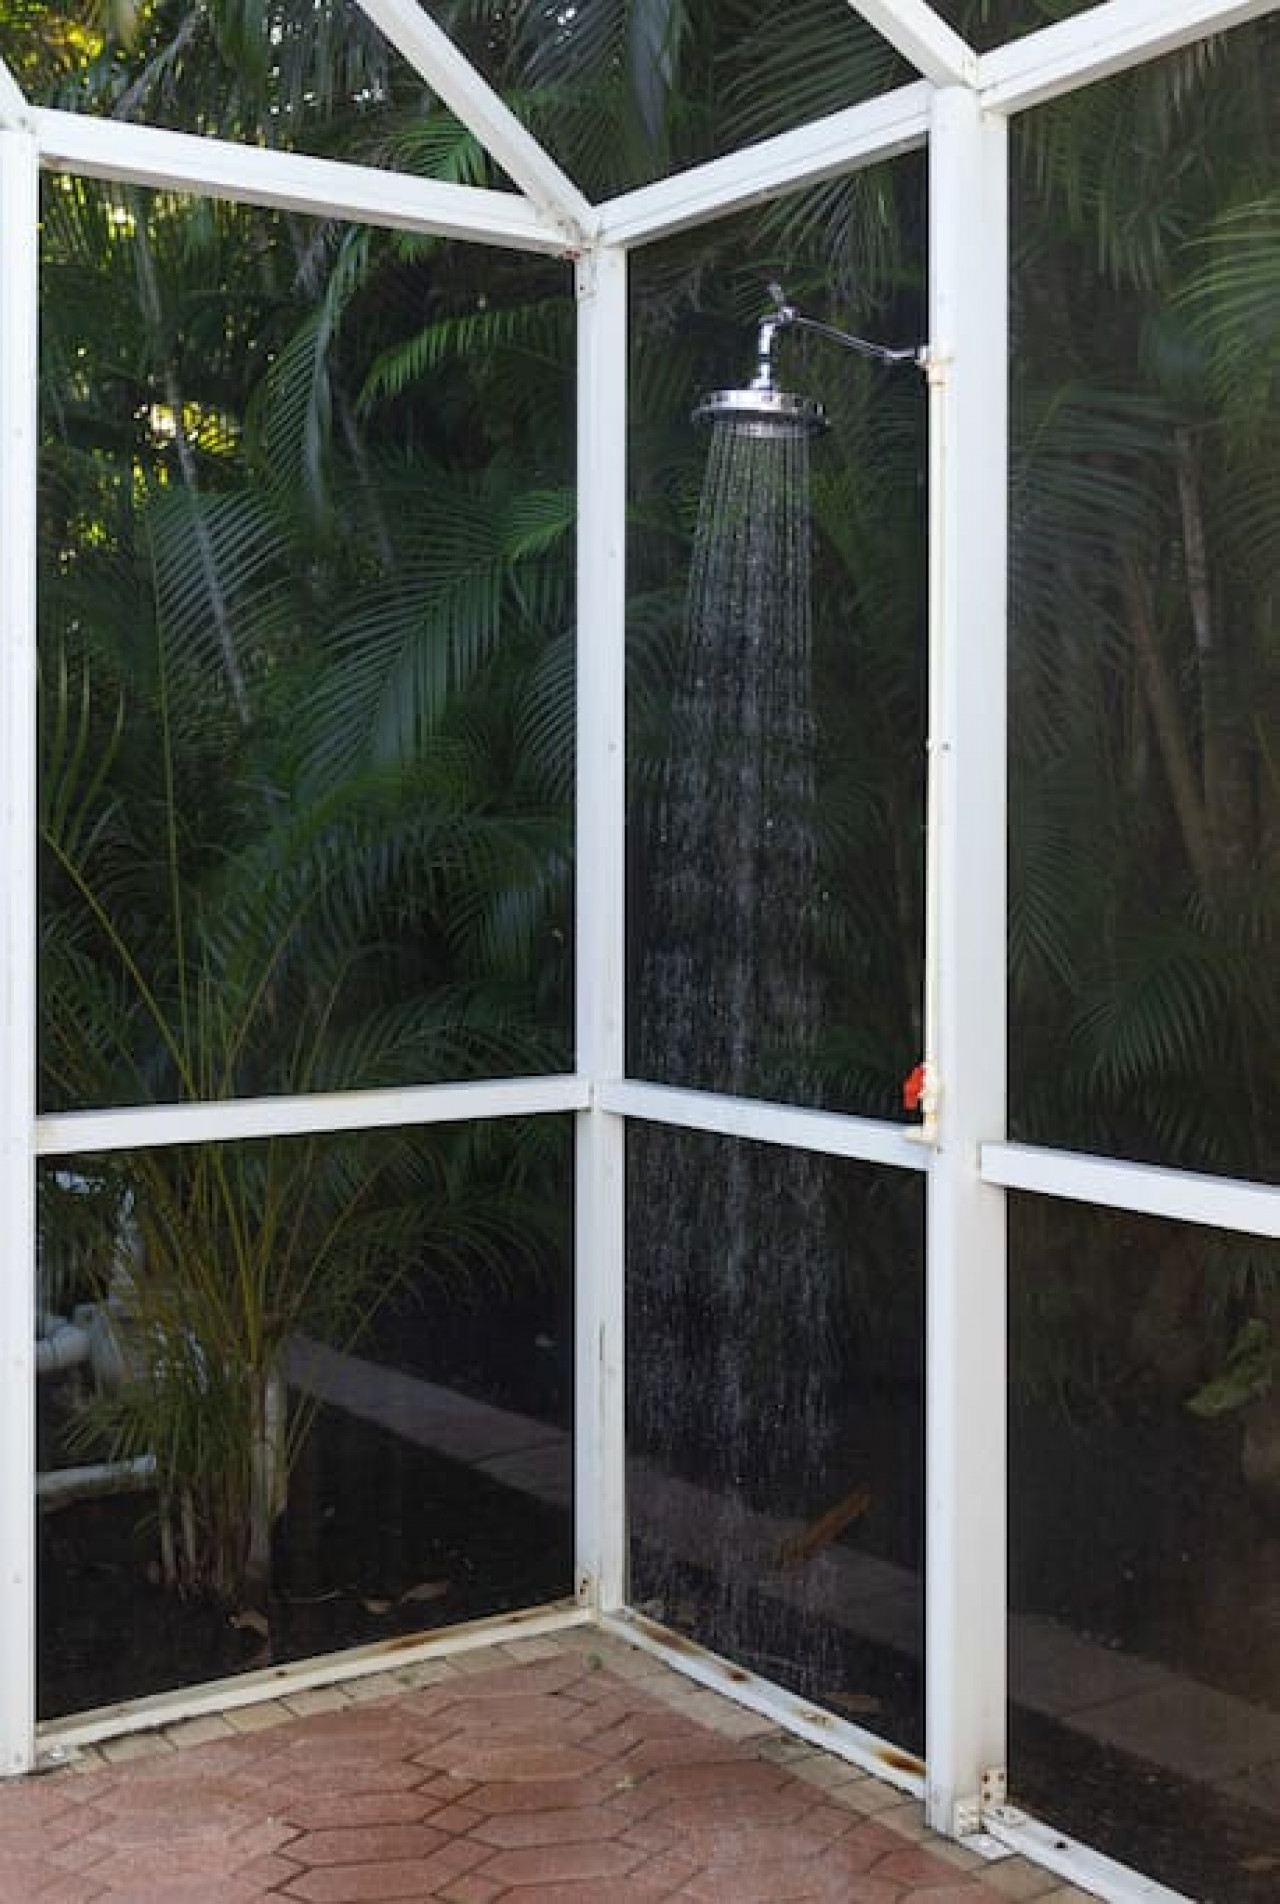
[753,298,923,389]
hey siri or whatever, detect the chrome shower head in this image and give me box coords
[691,385,827,439]
[692,294,827,438]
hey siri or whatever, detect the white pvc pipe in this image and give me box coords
[36,1455,156,1509]
[34,1314,92,1377]
[912,348,950,1149]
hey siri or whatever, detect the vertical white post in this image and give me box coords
[0,126,40,1777]
[924,87,1009,1836]
[574,244,628,1613]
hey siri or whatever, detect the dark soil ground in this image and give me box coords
[38,1399,573,1720]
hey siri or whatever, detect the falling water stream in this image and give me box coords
[630,414,842,1696]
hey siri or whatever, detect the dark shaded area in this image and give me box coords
[632,1523,1280,1901]
[370,1273,574,1430]
[1008,1380,1280,1902]
[1005,28,1280,1190]
[38,1401,572,1721]
[1009,1709,1280,1904]
[627,1133,926,1755]
[634,1538,924,1751]
[1011,1386,1280,1708]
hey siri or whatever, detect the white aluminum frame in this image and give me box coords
[985,1805,1196,1904]
[851,0,978,86]
[601,1609,927,1796]
[600,1079,928,1173]
[34,1077,587,1158]
[1,8,1277,1898]
[42,1601,591,1757]
[597,83,930,247]
[573,244,629,1617]
[0,123,40,1778]
[34,109,575,256]
[978,0,1280,113]
[982,1142,1280,1238]
[0,56,28,126]
[923,83,1009,1837]
[348,0,594,240]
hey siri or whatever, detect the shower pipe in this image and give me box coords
[755,283,924,379]
[35,1304,159,1508]
[693,286,924,437]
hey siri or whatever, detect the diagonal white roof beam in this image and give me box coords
[0,54,31,127]
[598,80,930,249]
[352,0,594,243]
[980,0,1279,114]
[849,0,978,86]
[34,109,575,256]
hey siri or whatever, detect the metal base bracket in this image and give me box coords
[959,1830,1016,1863]
[952,1798,982,1838]
[952,1766,1014,1860]
[34,1743,80,1774]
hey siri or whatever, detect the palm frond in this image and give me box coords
[1176,198,1280,436]
[358,297,570,413]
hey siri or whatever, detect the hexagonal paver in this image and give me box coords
[0,1637,1054,1904]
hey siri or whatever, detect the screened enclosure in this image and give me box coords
[1,5,1278,1900]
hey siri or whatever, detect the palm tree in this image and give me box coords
[35,119,578,1603]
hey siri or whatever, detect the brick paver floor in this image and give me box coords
[0,1629,1093,1903]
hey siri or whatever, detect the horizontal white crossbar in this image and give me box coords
[598,1079,930,1171]
[597,82,930,248]
[984,1806,1195,1904]
[39,1601,590,1754]
[981,1141,1280,1239]
[33,109,574,256]
[979,0,1279,115]
[34,1075,588,1157]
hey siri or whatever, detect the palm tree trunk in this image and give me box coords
[129,206,253,728]
[1122,557,1217,892]
[1174,427,1250,878]
[243,1368,287,1606]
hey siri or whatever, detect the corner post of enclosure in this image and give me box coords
[924,87,1009,1835]
[574,242,628,1614]
[0,125,40,1777]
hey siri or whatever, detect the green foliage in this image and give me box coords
[18,0,1280,1549]
[1187,1318,1272,1418]
[28,11,581,1604]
